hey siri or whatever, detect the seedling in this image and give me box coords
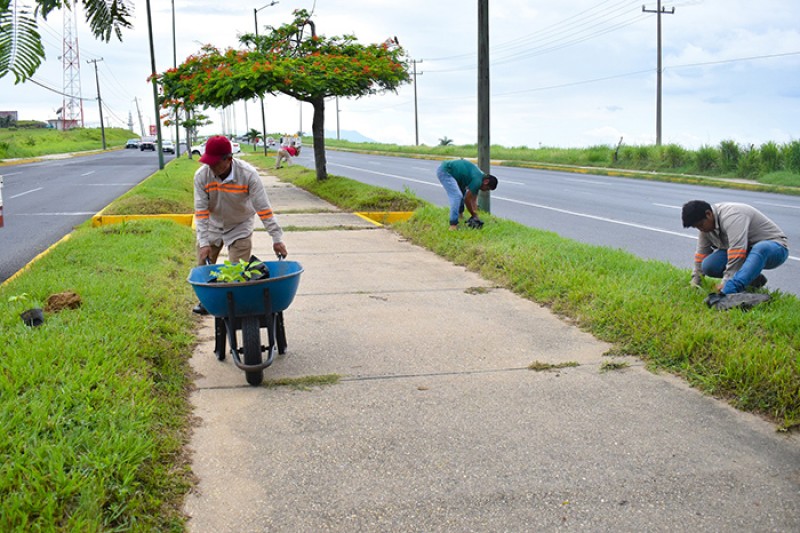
[210,259,266,283]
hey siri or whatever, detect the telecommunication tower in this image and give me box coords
[62,0,84,129]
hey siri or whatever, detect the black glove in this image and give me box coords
[466,216,484,229]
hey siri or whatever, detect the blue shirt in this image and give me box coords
[441,159,485,195]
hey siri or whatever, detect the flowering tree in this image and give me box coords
[155,9,409,180]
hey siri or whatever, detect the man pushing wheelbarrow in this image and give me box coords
[192,135,288,315]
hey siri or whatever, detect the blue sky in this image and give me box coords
[2,0,798,150]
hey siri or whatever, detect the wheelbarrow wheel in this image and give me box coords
[242,316,264,386]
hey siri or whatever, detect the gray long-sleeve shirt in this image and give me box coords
[693,202,788,282]
[193,158,283,248]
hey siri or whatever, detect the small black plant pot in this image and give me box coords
[20,308,44,327]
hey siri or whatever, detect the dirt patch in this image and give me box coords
[45,291,82,312]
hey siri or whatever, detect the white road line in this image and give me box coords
[503,180,526,186]
[81,171,95,176]
[84,183,138,186]
[753,200,800,210]
[494,195,699,240]
[10,187,43,199]
[328,163,437,187]
[2,172,22,176]
[564,177,612,185]
[654,203,681,209]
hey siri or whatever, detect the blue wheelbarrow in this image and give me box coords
[188,260,304,386]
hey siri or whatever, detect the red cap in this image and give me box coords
[199,136,232,166]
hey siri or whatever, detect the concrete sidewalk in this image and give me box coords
[183,174,800,532]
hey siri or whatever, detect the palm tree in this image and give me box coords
[243,128,262,152]
[438,136,454,146]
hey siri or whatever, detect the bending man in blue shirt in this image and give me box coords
[436,159,498,230]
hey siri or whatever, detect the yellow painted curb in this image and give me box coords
[354,212,414,227]
[91,214,195,228]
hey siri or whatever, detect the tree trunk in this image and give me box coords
[310,96,328,181]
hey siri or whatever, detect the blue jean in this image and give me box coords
[436,165,465,225]
[701,241,789,294]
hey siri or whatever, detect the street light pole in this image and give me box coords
[254,1,279,156]
[87,58,106,150]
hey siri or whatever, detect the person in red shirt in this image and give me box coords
[275,142,298,169]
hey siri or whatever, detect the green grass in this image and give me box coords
[103,157,198,215]
[0,127,134,160]
[1,219,197,531]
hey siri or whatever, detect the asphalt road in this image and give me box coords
[0,149,174,283]
[299,150,800,296]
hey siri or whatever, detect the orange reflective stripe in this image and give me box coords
[195,209,210,220]
[727,248,747,259]
[258,209,274,219]
[205,182,249,194]
[694,253,708,262]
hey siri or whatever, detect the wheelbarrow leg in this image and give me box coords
[276,312,287,355]
[214,317,227,361]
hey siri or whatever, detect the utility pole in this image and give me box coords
[477,0,491,212]
[642,0,674,146]
[411,59,423,146]
[87,58,106,150]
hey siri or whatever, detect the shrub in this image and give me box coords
[759,141,781,173]
[695,145,718,172]
[736,144,760,179]
[662,143,688,168]
[719,139,740,172]
[781,140,800,173]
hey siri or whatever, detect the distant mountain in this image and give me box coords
[324,130,376,143]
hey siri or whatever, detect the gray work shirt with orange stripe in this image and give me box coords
[193,158,284,248]
[693,202,788,283]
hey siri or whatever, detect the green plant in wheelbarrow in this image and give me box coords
[210,258,270,283]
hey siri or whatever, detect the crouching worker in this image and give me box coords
[435,159,498,230]
[681,200,788,295]
[192,136,288,315]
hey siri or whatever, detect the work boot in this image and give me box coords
[749,274,767,288]
[192,302,209,315]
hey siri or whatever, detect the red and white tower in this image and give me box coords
[61,0,84,129]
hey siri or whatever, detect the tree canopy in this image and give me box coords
[0,0,133,83]
[155,9,410,180]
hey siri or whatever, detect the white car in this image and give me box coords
[191,140,241,157]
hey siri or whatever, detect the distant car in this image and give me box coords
[125,139,140,149]
[162,141,175,154]
[191,140,241,157]
[139,140,156,152]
